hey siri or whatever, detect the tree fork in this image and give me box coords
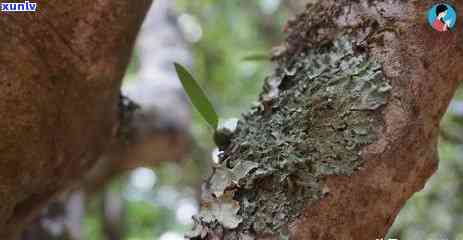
[0,1,153,238]
[188,1,463,239]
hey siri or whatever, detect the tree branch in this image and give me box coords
[188,1,463,239]
[0,1,152,238]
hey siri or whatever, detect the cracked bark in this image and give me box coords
[0,1,153,238]
[189,1,463,239]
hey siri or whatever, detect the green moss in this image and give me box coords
[189,37,390,239]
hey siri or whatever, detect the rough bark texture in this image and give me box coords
[0,1,152,238]
[289,1,463,239]
[188,1,463,240]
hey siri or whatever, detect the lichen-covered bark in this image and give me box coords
[0,1,152,238]
[188,1,463,239]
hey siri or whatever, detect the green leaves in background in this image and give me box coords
[174,63,219,129]
[242,52,270,62]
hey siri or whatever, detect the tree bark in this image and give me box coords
[0,1,152,238]
[188,1,463,239]
[20,1,192,237]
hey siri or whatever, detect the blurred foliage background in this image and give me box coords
[84,1,289,239]
[83,0,463,239]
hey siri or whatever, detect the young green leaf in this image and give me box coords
[174,63,219,129]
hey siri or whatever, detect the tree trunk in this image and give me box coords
[0,1,152,238]
[188,1,463,239]
[19,0,192,238]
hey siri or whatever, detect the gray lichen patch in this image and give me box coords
[188,37,390,239]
